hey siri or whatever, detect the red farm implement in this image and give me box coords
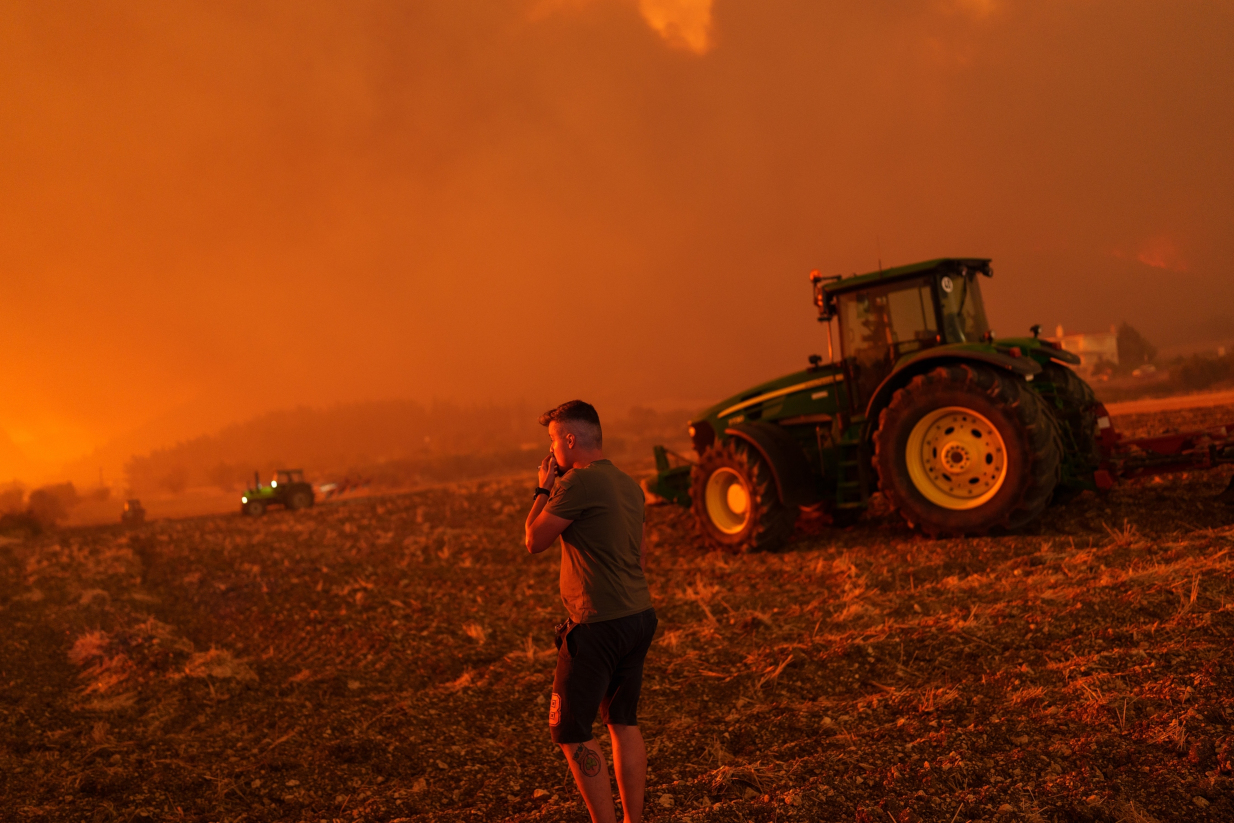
[1094,404,1234,497]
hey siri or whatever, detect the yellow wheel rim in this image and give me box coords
[905,406,1007,510]
[704,467,751,534]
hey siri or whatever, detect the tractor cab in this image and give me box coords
[272,469,306,488]
[811,258,993,408]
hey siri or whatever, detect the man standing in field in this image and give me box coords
[525,400,657,823]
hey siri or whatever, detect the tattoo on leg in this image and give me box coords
[571,743,602,777]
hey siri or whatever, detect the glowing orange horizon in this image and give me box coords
[0,0,1229,486]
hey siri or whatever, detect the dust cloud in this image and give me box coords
[1,0,1231,485]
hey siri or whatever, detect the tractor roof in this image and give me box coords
[822,257,991,295]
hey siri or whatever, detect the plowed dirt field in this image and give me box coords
[3,405,1233,822]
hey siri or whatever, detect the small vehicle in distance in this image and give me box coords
[241,469,315,516]
[121,499,146,526]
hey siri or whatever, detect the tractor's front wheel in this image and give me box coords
[873,364,1060,536]
[244,499,266,517]
[690,439,796,553]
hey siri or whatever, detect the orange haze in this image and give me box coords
[2,0,1232,480]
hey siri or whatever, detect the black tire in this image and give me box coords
[244,499,266,517]
[690,438,797,553]
[287,489,313,511]
[873,364,1061,536]
[1037,362,1100,504]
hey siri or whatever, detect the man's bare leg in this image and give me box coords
[607,724,646,823]
[560,740,616,823]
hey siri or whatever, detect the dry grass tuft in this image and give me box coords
[755,654,793,689]
[680,573,722,624]
[67,630,110,664]
[1104,519,1141,548]
[183,649,257,681]
[1108,799,1163,823]
[447,669,475,691]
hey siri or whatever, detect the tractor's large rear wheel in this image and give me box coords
[1039,361,1100,504]
[690,438,796,553]
[287,489,313,510]
[873,364,1061,536]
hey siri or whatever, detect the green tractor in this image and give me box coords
[241,469,315,517]
[648,258,1100,550]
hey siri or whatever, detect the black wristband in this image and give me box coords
[534,487,551,499]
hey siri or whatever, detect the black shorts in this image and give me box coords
[549,608,657,744]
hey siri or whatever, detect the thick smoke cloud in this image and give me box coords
[0,0,1230,480]
[637,0,715,53]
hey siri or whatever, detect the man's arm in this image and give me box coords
[525,452,573,554]
[526,506,572,554]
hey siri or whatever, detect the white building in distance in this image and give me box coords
[1049,325,1119,377]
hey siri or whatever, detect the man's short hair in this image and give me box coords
[539,400,602,448]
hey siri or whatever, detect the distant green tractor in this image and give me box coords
[241,469,315,516]
[648,258,1100,550]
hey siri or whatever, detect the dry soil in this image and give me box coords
[2,406,1233,822]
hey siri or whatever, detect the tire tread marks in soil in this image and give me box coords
[873,363,1061,536]
[690,438,796,553]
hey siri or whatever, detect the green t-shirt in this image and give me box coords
[544,459,651,623]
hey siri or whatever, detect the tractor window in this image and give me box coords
[939,272,990,343]
[886,282,937,345]
[839,277,939,404]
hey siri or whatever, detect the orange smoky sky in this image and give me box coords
[1,0,1232,474]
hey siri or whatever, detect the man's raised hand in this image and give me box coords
[539,452,559,491]
[527,452,571,554]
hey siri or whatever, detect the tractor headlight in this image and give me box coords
[689,420,715,452]
[271,481,277,488]
[242,496,248,503]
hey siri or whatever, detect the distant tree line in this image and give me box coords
[1171,351,1234,392]
[1116,323,1157,369]
[122,400,692,496]
[1119,321,1234,392]
[0,481,110,533]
